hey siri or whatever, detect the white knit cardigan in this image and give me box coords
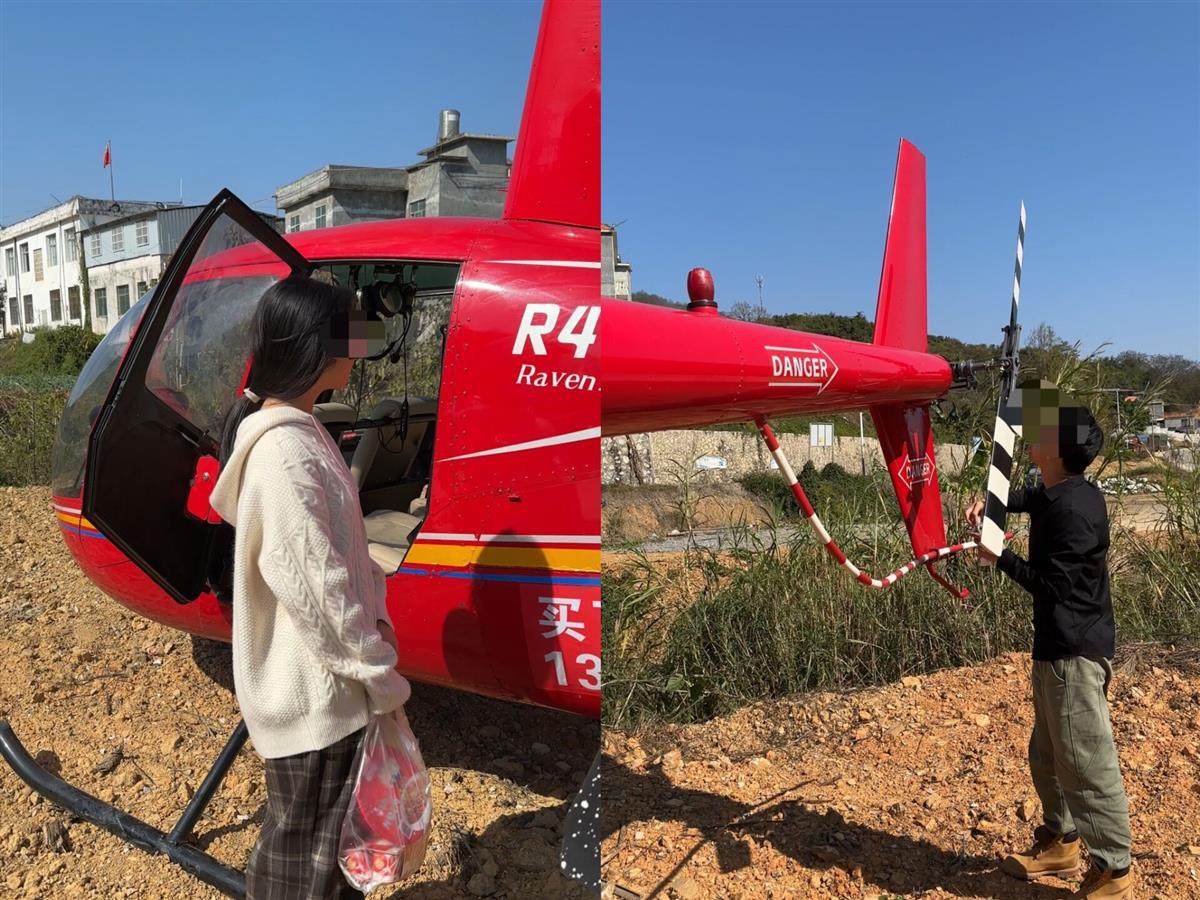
[209,405,410,759]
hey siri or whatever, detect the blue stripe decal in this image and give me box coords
[59,523,106,539]
[396,566,600,587]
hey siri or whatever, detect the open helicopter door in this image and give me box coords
[83,189,309,603]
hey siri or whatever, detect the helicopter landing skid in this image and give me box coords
[0,717,248,897]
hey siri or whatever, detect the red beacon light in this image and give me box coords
[686,267,718,315]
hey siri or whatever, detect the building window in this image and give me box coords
[90,234,101,258]
[314,204,327,229]
[50,290,62,322]
[46,234,57,267]
[19,243,29,272]
[68,286,81,320]
[117,284,131,315]
[137,280,147,297]
[94,287,108,318]
[64,227,77,262]
[407,199,426,218]
[288,215,300,233]
[112,227,124,253]
[4,248,13,276]
[33,248,43,281]
[135,220,149,247]
[23,295,33,326]
[8,298,18,329]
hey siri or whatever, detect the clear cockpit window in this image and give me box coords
[143,213,288,441]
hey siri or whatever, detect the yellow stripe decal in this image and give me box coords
[405,542,599,573]
[56,510,100,532]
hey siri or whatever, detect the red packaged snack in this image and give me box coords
[338,707,432,890]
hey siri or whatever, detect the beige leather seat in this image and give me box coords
[351,398,437,571]
[349,398,436,491]
[312,401,357,434]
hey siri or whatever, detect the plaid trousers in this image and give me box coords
[247,727,367,900]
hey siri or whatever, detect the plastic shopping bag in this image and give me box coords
[338,707,432,890]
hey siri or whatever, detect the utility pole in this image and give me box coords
[1100,387,1148,481]
[859,411,866,475]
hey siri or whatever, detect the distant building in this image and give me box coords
[1,197,173,334]
[1163,405,1200,433]
[601,224,632,300]
[81,206,283,334]
[275,109,513,232]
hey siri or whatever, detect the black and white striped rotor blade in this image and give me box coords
[980,202,1026,559]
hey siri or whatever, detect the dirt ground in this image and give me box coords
[601,650,1200,899]
[0,486,597,899]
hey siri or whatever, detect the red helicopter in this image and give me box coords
[0,0,598,893]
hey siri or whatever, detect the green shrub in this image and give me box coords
[0,378,70,486]
[0,327,102,377]
[738,460,877,521]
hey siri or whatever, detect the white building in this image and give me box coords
[81,205,282,334]
[1,197,172,334]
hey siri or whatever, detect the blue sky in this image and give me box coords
[604,1,1200,359]
[0,1,539,217]
[2,1,1196,358]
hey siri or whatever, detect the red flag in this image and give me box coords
[102,143,111,168]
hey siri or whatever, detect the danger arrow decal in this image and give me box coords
[897,452,936,489]
[764,344,840,394]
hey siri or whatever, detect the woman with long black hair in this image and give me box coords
[210,275,409,900]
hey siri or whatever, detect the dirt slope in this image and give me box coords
[602,652,1200,899]
[0,486,596,899]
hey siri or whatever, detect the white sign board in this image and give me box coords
[809,423,834,448]
[694,455,728,470]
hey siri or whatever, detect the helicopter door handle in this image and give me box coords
[185,455,224,525]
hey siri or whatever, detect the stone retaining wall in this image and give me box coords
[602,429,969,485]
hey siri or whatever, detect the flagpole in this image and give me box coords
[108,140,115,202]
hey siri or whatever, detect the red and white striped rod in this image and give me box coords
[754,419,1006,597]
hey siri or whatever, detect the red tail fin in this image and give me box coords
[869,140,947,556]
[873,139,927,352]
[503,0,599,228]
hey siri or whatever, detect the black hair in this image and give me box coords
[1059,406,1104,474]
[219,274,357,465]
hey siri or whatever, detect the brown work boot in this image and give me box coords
[1070,862,1133,898]
[1000,825,1082,880]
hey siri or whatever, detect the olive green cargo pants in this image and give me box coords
[1030,656,1132,871]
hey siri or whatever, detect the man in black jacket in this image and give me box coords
[967,399,1132,899]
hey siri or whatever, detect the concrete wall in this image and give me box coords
[330,189,409,225]
[405,166,441,217]
[602,428,970,485]
[433,165,508,218]
[88,255,165,334]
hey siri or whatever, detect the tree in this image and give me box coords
[630,290,685,309]
[725,301,768,323]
